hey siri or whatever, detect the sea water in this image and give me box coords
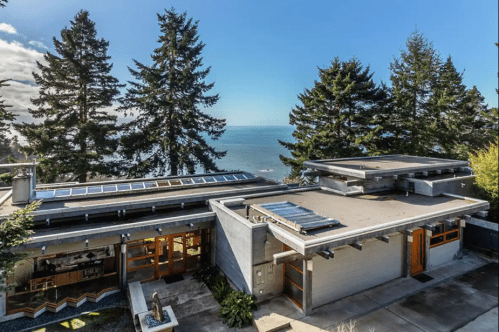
[205,126,295,182]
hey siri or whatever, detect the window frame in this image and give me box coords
[429,222,460,248]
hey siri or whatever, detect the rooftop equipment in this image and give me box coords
[252,201,340,234]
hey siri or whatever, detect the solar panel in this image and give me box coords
[35,190,54,199]
[88,186,102,194]
[131,182,145,190]
[117,184,131,191]
[72,188,87,195]
[253,201,340,233]
[214,175,226,182]
[55,189,71,197]
[33,172,257,201]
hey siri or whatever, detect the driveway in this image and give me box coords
[253,255,498,332]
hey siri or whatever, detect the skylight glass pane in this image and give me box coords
[214,175,227,182]
[243,173,255,179]
[144,182,156,188]
[169,180,182,186]
[131,182,145,190]
[117,184,131,191]
[180,178,194,185]
[203,177,215,183]
[88,186,102,194]
[234,174,246,180]
[192,177,205,184]
[157,181,170,187]
[35,190,54,199]
[72,188,87,195]
[54,189,71,197]
[224,175,236,181]
[103,185,117,192]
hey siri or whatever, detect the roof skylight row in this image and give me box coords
[34,172,256,200]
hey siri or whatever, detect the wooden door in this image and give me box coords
[410,229,425,276]
[155,236,170,278]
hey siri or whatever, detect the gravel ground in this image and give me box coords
[0,292,130,332]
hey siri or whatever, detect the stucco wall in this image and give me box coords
[312,233,404,308]
[428,240,460,270]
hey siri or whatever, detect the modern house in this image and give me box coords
[0,155,490,322]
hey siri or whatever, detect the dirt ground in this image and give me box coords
[31,307,135,332]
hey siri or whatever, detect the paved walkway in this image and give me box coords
[253,252,498,332]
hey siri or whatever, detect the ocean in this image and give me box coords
[206,126,295,182]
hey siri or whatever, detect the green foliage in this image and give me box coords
[469,141,498,222]
[0,0,7,8]
[211,275,232,303]
[0,79,16,160]
[219,291,257,328]
[15,10,124,183]
[0,172,14,185]
[193,265,219,289]
[370,30,494,159]
[119,8,226,177]
[0,200,41,291]
[279,57,387,177]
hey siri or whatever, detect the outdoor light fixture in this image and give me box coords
[181,203,185,209]
[85,214,88,221]
[118,210,122,217]
[151,206,156,212]
[122,210,126,217]
[157,228,162,235]
[126,233,131,240]
[188,223,194,230]
[41,246,46,254]
[46,218,50,226]
[85,239,89,248]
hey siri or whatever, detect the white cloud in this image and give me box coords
[28,40,48,49]
[0,23,17,34]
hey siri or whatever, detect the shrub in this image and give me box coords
[219,291,257,328]
[211,276,232,303]
[193,265,219,289]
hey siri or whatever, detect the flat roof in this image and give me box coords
[303,155,469,179]
[0,178,281,220]
[230,188,488,255]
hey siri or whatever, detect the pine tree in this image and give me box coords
[429,57,491,159]
[388,30,442,156]
[119,8,226,177]
[0,79,16,160]
[15,10,123,183]
[279,58,387,177]
[0,0,8,8]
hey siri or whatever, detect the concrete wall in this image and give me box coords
[252,234,284,300]
[318,177,362,194]
[311,232,404,308]
[396,176,474,197]
[428,240,460,270]
[211,202,255,293]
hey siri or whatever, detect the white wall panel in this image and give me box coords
[312,233,404,308]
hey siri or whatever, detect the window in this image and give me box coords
[429,222,460,248]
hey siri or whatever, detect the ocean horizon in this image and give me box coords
[205,125,295,182]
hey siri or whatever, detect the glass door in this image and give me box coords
[155,236,170,278]
[171,234,186,274]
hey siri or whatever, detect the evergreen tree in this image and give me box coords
[0,201,40,291]
[0,79,16,160]
[279,58,387,177]
[387,30,442,156]
[119,8,226,177]
[429,57,490,159]
[15,10,123,183]
[0,0,8,8]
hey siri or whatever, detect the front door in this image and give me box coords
[155,233,187,278]
[410,229,425,275]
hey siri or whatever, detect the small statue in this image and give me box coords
[152,292,164,322]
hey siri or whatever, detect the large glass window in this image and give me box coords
[430,222,460,248]
[7,245,119,315]
[282,244,303,308]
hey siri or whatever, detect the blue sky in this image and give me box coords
[1,0,497,126]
